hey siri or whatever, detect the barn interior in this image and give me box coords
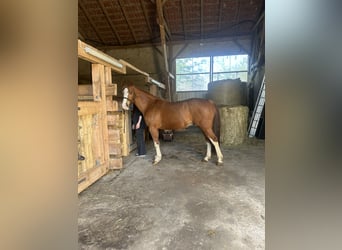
[78,0,265,249]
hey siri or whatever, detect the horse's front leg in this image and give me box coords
[149,127,162,165]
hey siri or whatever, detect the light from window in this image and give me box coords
[176,57,210,91]
[176,54,248,91]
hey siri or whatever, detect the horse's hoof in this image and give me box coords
[201,158,208,163]
[152,160,160,165]
[216,162,224,166]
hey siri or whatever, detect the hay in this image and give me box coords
[219,106,249,145]
[207,78,247,106]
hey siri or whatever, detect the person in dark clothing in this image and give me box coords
[132,104,147,157]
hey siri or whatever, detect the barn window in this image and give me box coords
[175,57,210,91]
[213,55,249,82]
[176,54,248,91]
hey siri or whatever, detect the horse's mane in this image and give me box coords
[131,85,162,101]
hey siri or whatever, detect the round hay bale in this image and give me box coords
[219,105,249,145]
[207,78,246,106]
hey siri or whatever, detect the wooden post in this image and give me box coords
[92,64,110,170]
[156,0,171,101]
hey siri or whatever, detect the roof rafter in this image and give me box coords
[234,0,241,35]
[218,0,223,31]
[200,0,203,39]
[97,0,123,45]
[79,0,105,44]
[118,0,138,43]
[180,0,187,39]
[140,0,153,36]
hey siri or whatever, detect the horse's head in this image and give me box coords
[121,85,134,110]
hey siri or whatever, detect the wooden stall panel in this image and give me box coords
[78,108,108,193]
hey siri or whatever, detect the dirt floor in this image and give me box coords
[78,127,265,250]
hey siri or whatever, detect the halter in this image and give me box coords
[123,96,133,102]
[122,87,135,103]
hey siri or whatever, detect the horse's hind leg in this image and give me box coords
[202,128,224,166]
[149,127,162,165]
[209,138,224,166]
[202,140,212,162]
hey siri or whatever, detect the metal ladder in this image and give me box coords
[248,74,265,137]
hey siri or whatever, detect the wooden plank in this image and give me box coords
[91,113,105,166]
[121,111,132,156]
[78,40,126,74]
[92,69,101,102]
[78,101,102,116]
[119,59,149,77]
[108,129,121,142]
[78,114,95,176]
[106,100,119,111]
[78,84,117,96]
[156,0,171,100]
[109,143,122,155]
[95,64,110,172]
[78,163,107,193]
[107,114,121,127]
[109,157,123,170]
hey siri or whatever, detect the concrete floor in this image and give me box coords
[78,127,265,250]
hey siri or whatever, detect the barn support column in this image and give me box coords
[156,0,171,101]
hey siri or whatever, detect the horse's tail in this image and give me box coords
[213,103,221,144]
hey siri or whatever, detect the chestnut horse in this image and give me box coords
[122,85,223,166]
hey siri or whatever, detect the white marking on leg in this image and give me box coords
[203,141,212,161]
[209,138,223,163]
[153,141,162,164]
[121,88,129,110]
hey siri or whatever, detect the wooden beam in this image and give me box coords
[147,77,166,89]
[78,84,117,96]
[218,0,223,31]
[234,0,241,35]
[119,59,149,77]
[100,34,252,50]
[163,17,172,40]
[97,0,123,46]
[118,0,137,43]
[252,11,265,31]
[91,63,110,170]
[200,0,203,39]
[156,0,169,73]
[79,1,105,44]
[180,0,187,39]
[153,46,163,57]
[78,40,126,74]
[119,59,166,89]
[171,43,189,63]
[78,31,85,40]
[232,39,249,55]
[156,0,171,100]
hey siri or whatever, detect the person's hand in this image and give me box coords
[136,123,140,129]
